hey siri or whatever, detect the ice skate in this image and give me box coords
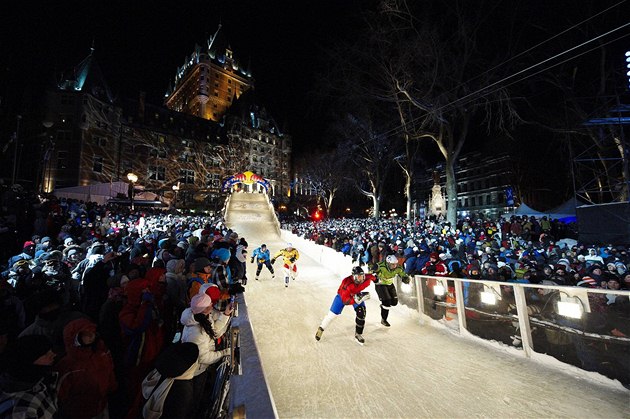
[315,327,324,341]
[271,273,275,278]
[285,276,289,287]
[381,319,391,327]
[354,333,365,345]
[255,276,259,281]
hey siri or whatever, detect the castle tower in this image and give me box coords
[164,25,254,122]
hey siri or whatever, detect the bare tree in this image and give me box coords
[298,150,349,214]
[336,112,399,219]
[370,0,521,224]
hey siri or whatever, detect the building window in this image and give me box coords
[180,169,195,184]
[206,173,221,188]
[158,135,166,144]
[464,198,469,207]
[148,165,166,181]
[94,136,107,147]
[93,156,104,173]
[57,150,68,170]
[471,197,476,207]
[150,148,167,158]
[486,195,491,205]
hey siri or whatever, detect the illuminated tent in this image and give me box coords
[53,181,129,205]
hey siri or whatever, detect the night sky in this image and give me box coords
[1,0,629,161]
[1,0,375,156]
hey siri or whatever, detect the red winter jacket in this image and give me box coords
[55,318,117,419]
[337,274,377,305]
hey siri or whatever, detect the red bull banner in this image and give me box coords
[222,171,270,192]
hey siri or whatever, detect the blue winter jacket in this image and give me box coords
[252,247,271,262]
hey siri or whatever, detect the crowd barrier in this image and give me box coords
[279,230,354,279]
[406,275,630,388]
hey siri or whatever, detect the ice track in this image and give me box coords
[225,193,629,418]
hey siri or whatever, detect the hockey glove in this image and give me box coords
[402,276,410,284]
[271,258,276,264]
[354,292,371,304]
[289,257,296,263]
[250,258,254,264]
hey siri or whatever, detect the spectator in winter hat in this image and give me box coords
[7,241,36,269]
[181,291,233,416]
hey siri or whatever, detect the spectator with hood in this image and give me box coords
[55,318,117,419]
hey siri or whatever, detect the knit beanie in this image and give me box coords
[191,293,213,314]
[194,257,211,272]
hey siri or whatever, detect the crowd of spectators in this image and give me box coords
[280,215,630,291]
[0,183,247,418]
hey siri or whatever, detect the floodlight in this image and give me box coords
[480,291,497,305]
[400,282,412,294]
[557,297,583,319]
[433,283,446,296]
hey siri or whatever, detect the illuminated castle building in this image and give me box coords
[19,26,291,206]
[164,25,254,122]
[163,25,291,196]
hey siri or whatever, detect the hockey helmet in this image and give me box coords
[352,265,365,283]
[386,254,398,268]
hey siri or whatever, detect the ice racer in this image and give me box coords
[372,254,410,327]
[271,243,299,287]
[315,266,377,345]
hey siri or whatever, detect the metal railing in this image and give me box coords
[402,275,630,387]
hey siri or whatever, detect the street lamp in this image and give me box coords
[172,182,180,210]
[127,172,138,210]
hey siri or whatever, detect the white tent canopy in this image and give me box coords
[53,181,129,205]
[501,203,545,219]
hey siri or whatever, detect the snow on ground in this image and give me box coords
[226,193,630,418]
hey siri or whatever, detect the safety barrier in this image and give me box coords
[404,275,630,388]
[279,230,354,279]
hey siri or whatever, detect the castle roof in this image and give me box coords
[57,46,114,103]
[228,89,283,136]
[165,25,253,98]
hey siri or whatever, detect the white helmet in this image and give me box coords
[286,243,293,250]
[386,255,398,265]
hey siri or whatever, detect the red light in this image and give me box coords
[313,211,321,220]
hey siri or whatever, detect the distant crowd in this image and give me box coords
[280,215,630,292]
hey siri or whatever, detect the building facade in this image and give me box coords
[418,152,516,219]
[163,25,292,199]
[22,26,291,206]
[164,25,254,122]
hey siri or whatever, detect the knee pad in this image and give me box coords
[355,305,366,320]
